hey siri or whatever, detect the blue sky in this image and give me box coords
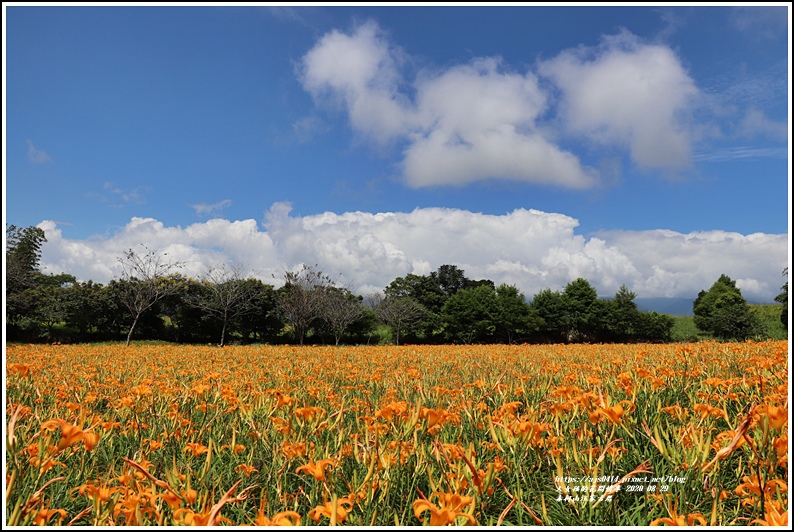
[3,4,791,302]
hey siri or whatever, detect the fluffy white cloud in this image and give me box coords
[38,218,280,284]
[299,21,596,188]
[299,22,706,187]
[538,31,699,170]
[299,20,412,144]
[37,204,787,303]
[593,229,788,301]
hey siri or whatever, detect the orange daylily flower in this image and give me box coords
[294,406,325,422]
[157,490,184,510]
[650,510,707,526]
[174,507,231,526]
[273,391,295,408]
[41,418,100,453]
[8,363,33,377]
[751,506,788,526]
[31,508,68,526]
[590,400,635,425]
[143,438,163,451]
[735,475,788,499]
[295,458,337,481]
[692,403,725,421]
[282,442,312,459]
[71,482,118,502]
[181,489,198,505]
[376,401,410,422]
[29,456,65,474]
[413,492,476,526]
[757,404,788,430]
[251,510,302,526]
[221,443,247,454]
[308,497,354,524]
[183,442,209,457]
[235,464,258,477]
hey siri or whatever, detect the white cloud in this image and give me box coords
[191,199,233,217]
[299,21,595,188]
[538,30,699,170]
[593,229,788,301]
[299,22,709,187]
[27,140,52,164]
[299,20,411,145]
[730,6,789,40]
[737,108,789,142]
[101,182,148,205]
[37,204,787,303]
[693,146,788,163]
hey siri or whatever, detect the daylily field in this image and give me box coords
[4,341,789,526]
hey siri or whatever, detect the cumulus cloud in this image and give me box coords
[27,140,52,164]
[299,21,708,187]
[300,20,412,144]
[38,217,279,283]
[299,21,595,188]
[538,30,699,170]
[593,229,788,301]
[37,204,787,303]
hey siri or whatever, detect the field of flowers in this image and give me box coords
[5,341,788,526]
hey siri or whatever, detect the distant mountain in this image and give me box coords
[635,297,694,316]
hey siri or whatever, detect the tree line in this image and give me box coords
[5,224,788,346]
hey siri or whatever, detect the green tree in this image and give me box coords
[634,311,674,342]
[63,280,115,341]
[774,268,788,327]
[562,278,600,342]
[276,264,332,346]
[235,279,282,344]
[6,225,47,293]
[29,273,76,339]
[494,283,536,344]
[6,225,49,339]
[441,285,500,344]
[693,274,761,340]
[529,288,567,342]
[385,265,494,342]
[603,285,640,342]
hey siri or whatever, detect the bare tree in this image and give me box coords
[116,246,185,346]
[188,264,258,347]
[317,286,367,346]
[276,264,332,346]
[368,293,426,346]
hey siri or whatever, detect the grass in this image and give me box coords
[669,304,787,342]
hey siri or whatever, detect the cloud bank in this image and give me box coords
[37,203,787,303]
[299,21,704,188]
